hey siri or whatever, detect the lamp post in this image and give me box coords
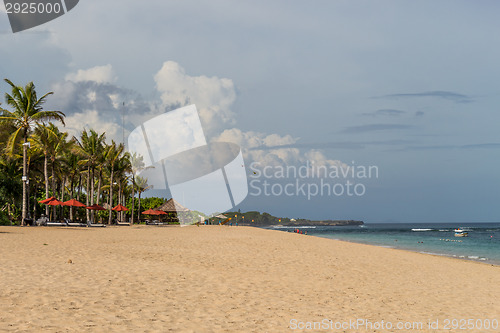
[22,141,31,225]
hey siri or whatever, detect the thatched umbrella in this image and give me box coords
[155,198,189,212]
[155,198,190,223]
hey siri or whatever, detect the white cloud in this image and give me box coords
[64,109,120,142]
[65,64,116,84]
[53,61,347,175]
[154,61,236,137]
[151,61,348,172]
[214,128,346,172]
[87,91,97,103]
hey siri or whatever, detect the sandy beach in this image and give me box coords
[0,225,498,332]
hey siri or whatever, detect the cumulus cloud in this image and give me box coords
[154,61,236,137]
[64,109,121,140]
[213,128,347,172]
[48,71,152,143]
[65,64,116,84]
[152,61,351,172]
[52,61,349,174]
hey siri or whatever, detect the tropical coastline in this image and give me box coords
[269,222,500,266]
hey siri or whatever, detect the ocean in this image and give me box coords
[268,223,500,265]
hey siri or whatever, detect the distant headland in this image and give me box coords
[224,211,363,226]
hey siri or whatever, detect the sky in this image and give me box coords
[1,0,499,222]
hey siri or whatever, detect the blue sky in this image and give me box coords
[1,1,499,222]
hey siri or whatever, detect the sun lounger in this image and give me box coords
[64,218,86,227]
[112,219,130,226]
[46,221,67,227]
[87,221,106,228]
[115,221,130,226]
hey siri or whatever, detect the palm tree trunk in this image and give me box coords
[90,167,95,222]
[33,182,37,221]
[60,175,66,219]
[44,153,49,216]
[131,174,135,224]
[70,178,75,221]
[96,167,102,205]
[138,191,142,223]
[22,134,28,226]
[108,168,114,224]
[86,166,90,222]
[118,181,122,221]
[51,161,56,220]
[77,174,82,201]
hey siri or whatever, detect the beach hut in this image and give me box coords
[154,198,190,224]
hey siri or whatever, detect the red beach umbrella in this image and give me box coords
[112,204,129,212]
[46,198,63,206]
[142,209,159,215]
[62,199,86,207]
[154,210,167,222]
[39,196,57,204]
[62,198,86,221]
[86,204,106,211]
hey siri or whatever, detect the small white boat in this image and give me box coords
[454,228,468,237]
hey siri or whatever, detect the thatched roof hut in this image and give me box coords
[155,198,190,213]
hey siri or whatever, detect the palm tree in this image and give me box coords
[135,176,152,222]
[0,79,65,225]
[112,151,131,222]
[75,129,105,222]
[44,124,73,220]
[30,124,55,216]
[62,147,84,221]
[129,153,153,224]
[105,140,124,224]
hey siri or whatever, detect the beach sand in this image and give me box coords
[0,225,499,332]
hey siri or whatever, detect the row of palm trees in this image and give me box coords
[0,79,152,225]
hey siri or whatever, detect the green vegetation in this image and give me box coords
[0,79,181,225]
[226,211,363,226]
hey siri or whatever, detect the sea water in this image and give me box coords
[269,223,500,265]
